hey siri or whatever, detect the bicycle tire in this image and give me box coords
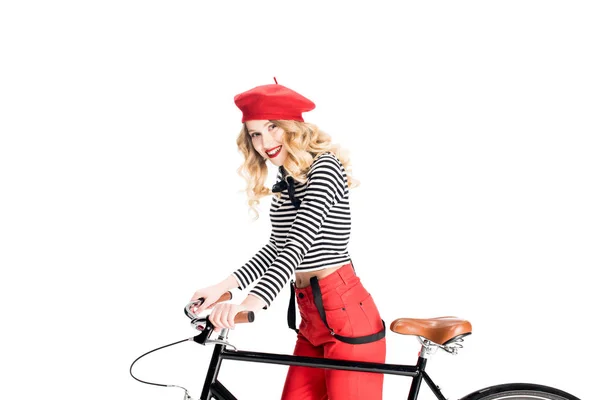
[459,383,581,400]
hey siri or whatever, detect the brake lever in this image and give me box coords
[192,318,214,345]
[184,298,205,319]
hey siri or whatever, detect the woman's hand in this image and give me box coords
[209,303,248,330]
[189,284,228,315]
[209,294,267,330]
[189,275,241,315]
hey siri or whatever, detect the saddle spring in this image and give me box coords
[418,334,467,357]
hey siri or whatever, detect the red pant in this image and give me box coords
[281,263,386,400]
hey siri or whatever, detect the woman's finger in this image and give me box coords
[198,298,212,313]
[212,305,225,329]
[221,306,233,329]
[217,306,228,329]
[227,307,236,328]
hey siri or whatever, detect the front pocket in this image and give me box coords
[320,288,352,335]
[345,293,383,337]
[324,307,351,336]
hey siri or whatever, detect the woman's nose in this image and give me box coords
[260,130,275,146]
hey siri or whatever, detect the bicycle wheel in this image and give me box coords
[459,383,581,400]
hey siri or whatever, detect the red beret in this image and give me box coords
[234,83,315,123]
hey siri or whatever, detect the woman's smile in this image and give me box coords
[266,145,283,158]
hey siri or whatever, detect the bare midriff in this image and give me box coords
[294,264,345,289]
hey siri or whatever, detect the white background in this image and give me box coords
[1,1,598,399]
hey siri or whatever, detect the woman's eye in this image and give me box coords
[269,124,276,130]
[251,132,260,138]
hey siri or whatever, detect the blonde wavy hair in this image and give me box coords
[236,120,359,219]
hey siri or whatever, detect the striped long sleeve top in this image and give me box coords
[232,151,352,308]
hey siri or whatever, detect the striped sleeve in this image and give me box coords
[249,154,346,307]
[232,234,278,290]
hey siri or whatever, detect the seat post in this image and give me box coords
[407,339,440,400]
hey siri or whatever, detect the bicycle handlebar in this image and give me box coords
[184,291,255,324]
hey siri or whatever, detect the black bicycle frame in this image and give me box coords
[200,343,445,400]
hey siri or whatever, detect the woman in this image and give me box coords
[190,80,386,400]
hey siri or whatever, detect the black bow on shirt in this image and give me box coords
[272,166,302,209]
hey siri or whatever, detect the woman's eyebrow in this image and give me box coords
[247,121,271,134]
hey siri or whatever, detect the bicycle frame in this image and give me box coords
[200,342,445,400]
[131,303,581,400]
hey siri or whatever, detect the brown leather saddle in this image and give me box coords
[390,316,472,345]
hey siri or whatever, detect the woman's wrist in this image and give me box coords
[241,293,267,313]
[217,275,240,292]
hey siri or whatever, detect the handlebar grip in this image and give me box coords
[234,311,255,324]
[195,291,232,307]
[216,291,233,303]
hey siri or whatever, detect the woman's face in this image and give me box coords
[246,120,288,166]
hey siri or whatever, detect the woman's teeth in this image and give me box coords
[267,146,282,157]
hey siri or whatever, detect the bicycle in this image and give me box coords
[130,292,582,400]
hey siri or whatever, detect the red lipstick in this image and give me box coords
[265,145,282,158]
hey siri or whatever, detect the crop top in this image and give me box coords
[232,151,352,308]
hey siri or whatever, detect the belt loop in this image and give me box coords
[339,261,353,285]
[339,268,348,285]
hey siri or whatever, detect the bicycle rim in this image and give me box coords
[459,383,581,400]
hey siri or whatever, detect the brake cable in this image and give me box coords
[129,337,194,400]
[130,296,238,399]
